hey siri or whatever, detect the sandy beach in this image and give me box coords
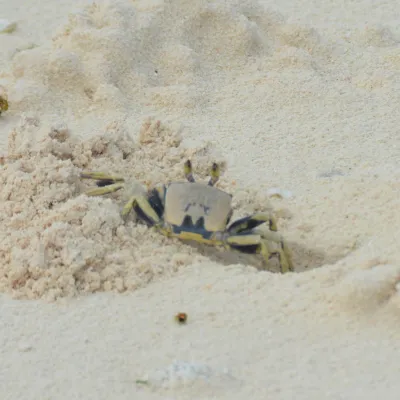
[1,0,400,398]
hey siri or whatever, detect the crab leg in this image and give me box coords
[121,195,161,226]
[259,230,293,273]
[225,233,261,248]
[225,230,293,273]
[80,172,125,183]
[80,171,125,196]
[146,185,166,218]
[227,212,278,234]
[84,183,124,196]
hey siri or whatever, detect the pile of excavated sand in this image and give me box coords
[0,115,284,301]
[0,0,399,307]
[1,0,400,399]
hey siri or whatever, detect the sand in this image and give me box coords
[1,0,400,398]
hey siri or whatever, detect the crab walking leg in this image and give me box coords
[80,172,125,183]
[121,194,162,225]
[225,233,262,249]
[259,230,294,273]
[84,183,124,196]
[80,171,125,196]
[225,231,293,273]
[259,241,292,273]
[227,212,278,234]
[146,185,166,218]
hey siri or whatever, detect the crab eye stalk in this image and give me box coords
[184,160,195,183]
[208,162,220,186]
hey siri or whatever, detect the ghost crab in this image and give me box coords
[80,160,293,273]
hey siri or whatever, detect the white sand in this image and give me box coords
[1,0,400,398]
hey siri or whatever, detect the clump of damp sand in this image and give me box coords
[0,116,279,301]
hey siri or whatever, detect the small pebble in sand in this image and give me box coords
[175,312,188,324]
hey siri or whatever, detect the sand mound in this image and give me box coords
[3,0,330,124]
[1,0,307,301]
[6,0,276,117]
[1,0,400,309]
[0,114,283,301]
